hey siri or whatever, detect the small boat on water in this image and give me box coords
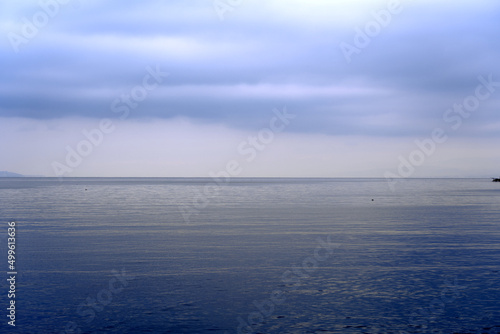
[492,178,500,182]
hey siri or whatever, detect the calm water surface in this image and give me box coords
[0,178,499,333]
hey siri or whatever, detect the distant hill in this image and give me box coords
[0,171,25,177]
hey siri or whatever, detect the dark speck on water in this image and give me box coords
[0,177,499,333]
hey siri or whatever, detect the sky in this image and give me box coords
[0,0,499,177]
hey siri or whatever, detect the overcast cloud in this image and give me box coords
[1,0,499,177]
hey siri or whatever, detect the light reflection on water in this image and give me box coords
[0,178,499,333]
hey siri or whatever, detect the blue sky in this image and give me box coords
[1,0,499,177]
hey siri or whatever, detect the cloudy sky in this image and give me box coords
[1,0,499,177]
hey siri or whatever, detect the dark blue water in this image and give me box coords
[0,178,499,333]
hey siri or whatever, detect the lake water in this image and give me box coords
[0,178,499,333]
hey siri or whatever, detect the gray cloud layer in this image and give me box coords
[1,0,500,137]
